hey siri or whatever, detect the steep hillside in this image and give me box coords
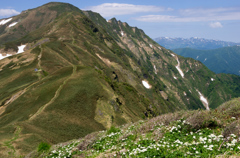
[173,46,240,76]
[154,37,240,50]
[0,2,240,157]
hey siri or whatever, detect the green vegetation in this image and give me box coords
[30,98,240,158]
[0,2,240,157]
[173,46,240,75]
[38,142,51,153]
[107,126,121,134]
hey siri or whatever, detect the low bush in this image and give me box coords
[37,142,51,153]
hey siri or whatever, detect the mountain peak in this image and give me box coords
[0,2,83,46]
[0,3,240,157]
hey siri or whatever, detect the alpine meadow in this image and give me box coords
[0,2,239,157]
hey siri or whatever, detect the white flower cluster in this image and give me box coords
[47,141,79,158]
[129,143,161,156]
[225,134,239,149]
[100,131,121,140]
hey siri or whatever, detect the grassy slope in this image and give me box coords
[0,2,81,46]
[0,11,154,156]
[29,98,240,158]
[0,3,240,157]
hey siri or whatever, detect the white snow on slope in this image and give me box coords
[9,22,18,27]
[154,65,157,74]
[0,53,12,60]
[196,89,209,110]
[0,45,26,61]
[17,45,26,53]
[121,31,124,36]
[175,57,184,78]
[142,80,151,89]
[0,18,12,25]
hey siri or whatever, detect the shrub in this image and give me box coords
[107,126,120,134]
[37,142,51,153]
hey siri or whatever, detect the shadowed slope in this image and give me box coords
[0,3,240,157]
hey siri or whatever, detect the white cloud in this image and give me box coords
[0,9,20,17]
[85,3,169,17]
[135,7,240,22]
[179,8,236,16]
[209,22,223,28]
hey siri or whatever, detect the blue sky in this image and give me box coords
[1,0,240,42]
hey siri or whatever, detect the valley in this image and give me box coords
[0,2,239,157]
[173,46,240,76]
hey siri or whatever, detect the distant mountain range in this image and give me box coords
[173,46,240,75]
[154,37,240,50]
[0,3,240,156]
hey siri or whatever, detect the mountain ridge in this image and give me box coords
[0,2,240,156]
[154,37,240,50]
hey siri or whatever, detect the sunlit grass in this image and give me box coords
[42,118,240,158]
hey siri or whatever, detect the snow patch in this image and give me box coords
[196,89,209,110]
[17,45,26,54]
[9,22,18,27]
[175,57,184,78]
[0,44,26,61]
[211,78,215,81]
[120,31,124,36]
[0,53,12,60]
[154,65,157,74]
[142,80,151,89]
[0,18,12,25]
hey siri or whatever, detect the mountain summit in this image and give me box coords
[0,2,240,156]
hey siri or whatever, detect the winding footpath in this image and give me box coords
[3,126,22,156]
[29,49,77,120]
